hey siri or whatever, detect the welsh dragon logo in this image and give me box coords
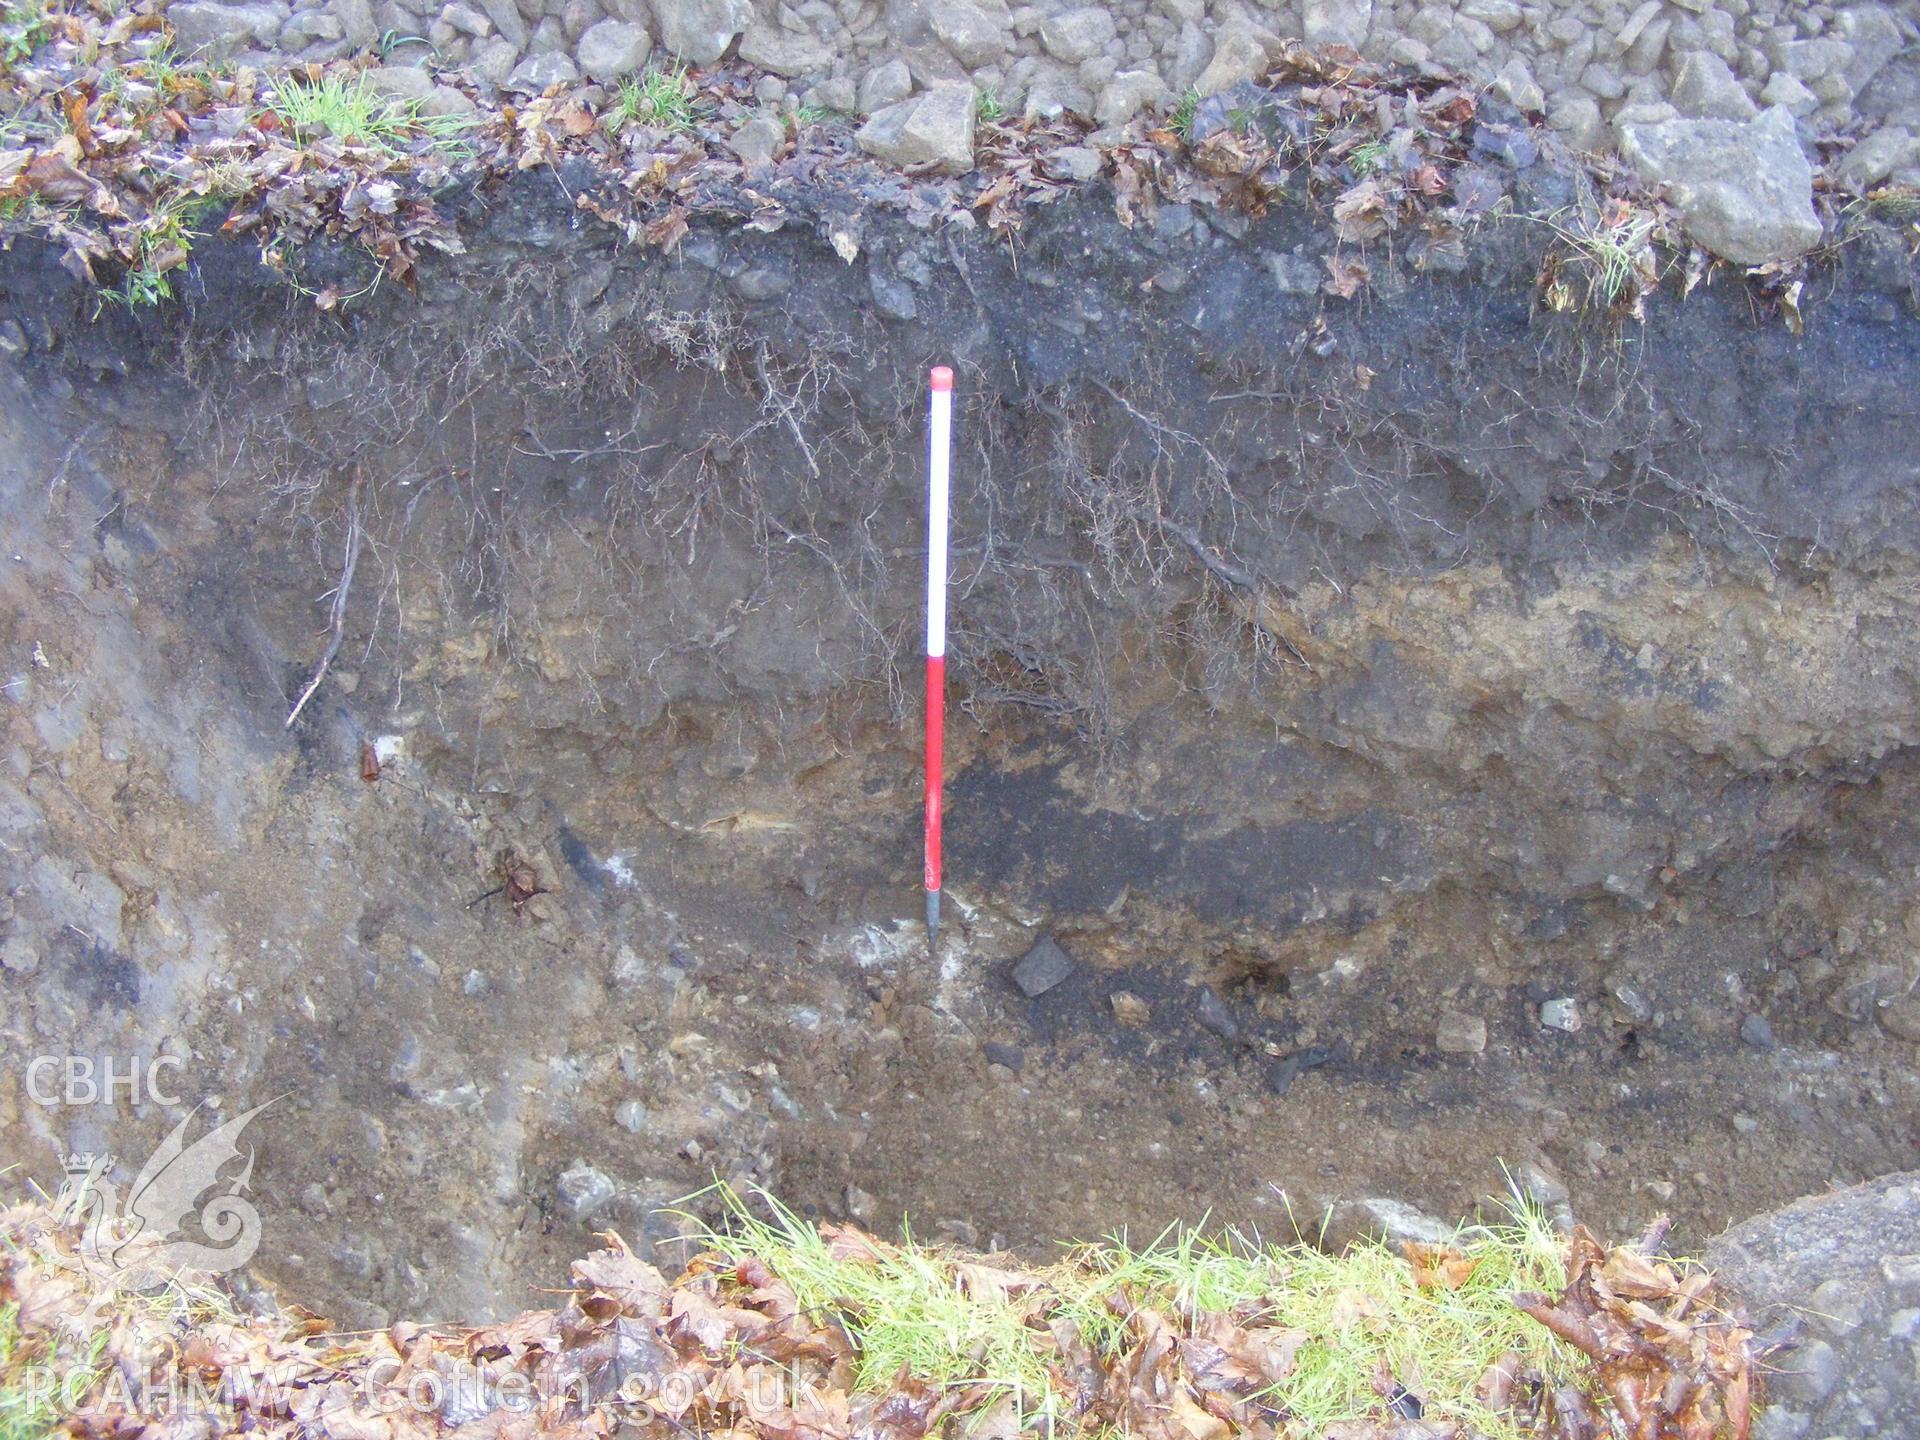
[50,1101,276,1286]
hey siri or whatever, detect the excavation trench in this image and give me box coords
[2,175,1918,1330]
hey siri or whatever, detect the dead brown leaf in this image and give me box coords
[1402,1241,1477,1291]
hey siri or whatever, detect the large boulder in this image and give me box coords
[1616,105,1822,265]
[326,0,376,50]
[1706,1172,1920,1439]
[505,51,579,91]
[1302,0,1371,50]
[649,0,750,65]
[1095,69,1172,128]
[576,19,652,82]
[167,0,289,55]
[930,0,1011,69]
[855,83,975,174]
[1194,24,1270,97]
[1037,6,1116,64]
[1669,50,1759,121]
[736,22,833,76]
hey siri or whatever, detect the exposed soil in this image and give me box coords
[1,169,1918,1333]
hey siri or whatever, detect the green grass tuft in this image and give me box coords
[1168,86,1200,141]
[690,1187,1060,1406]
[606,65,699,134]
[690,1183,1584,1439]
[974,88,1003,124]
[268,74,472,153]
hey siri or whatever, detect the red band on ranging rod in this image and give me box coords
[925,366,953,949]
[924,655,944,891]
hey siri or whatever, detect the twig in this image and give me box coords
[285,475,364,730]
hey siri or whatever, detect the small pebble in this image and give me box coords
[1435,1010,1488,1054]
[1012,936,1075,997]
[1539,996,1582,1032]
[1110,991,1151,1028]
[982,1041,1025,1072]
[1740,1012,1777,1049]
[1195,989,1240,1042]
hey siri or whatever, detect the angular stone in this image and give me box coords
[1195,989,1240,1042]
[803,78,855,112]
[858,59,911,114]
[1459,0,1522,30]
[731,265,789,300]
[1618,106,1822,264]
[576,18,651,80]
[1167,21,1211,91]
[1773,37,1852,82]
[1835,3,1903,91]
[475,0,528,50]
[1708,1172,1920,1433]
[728,112,785,168]
[1302,0,1371,50]
[1095,68,1170,127]
[1626,15,1671,74]
[506,50,579,89]
[361,62,436,101]
[472,36,521,83]
[555,1161,616,1221]
[1672,50,1760,120]
[1319,1196,1453,1252]
[1835,125,1919,191]
[167,1,290,55]
[1761,71,1820,116]
[1022,62,1091,119]
[1435,1010,1487,1054]
[1048,143,1102,181]
[650,0,750,64]
[931,0,1011,69]
[1538,996,1582,1031]
[1264,250,1321,295]
[855,83,975,173]
[1492,56,1544,113]
[1194,24,1268,97]
[1011,935,1075,997]
[442,3,492,36]
[1038,6,1117,64]
[328,0,376,48]
[982,1041,1024,1072]
[1580,61,1628,100]
[737,22,833,75]
[1613,0,1663,54]
[868,265,917,321]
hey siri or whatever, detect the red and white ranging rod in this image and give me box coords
[924,366,953,954]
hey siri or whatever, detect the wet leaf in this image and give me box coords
[21,148,98,206]
[1323,253,1369,298]
[1403,1242,1477,1291]
[1331,178,1390,242]
[644,206,688,254]
[573,1240,668,1316]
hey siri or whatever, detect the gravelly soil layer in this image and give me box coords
[0,173,1917,1328]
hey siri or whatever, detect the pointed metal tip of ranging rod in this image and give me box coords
[926,889,941,955]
